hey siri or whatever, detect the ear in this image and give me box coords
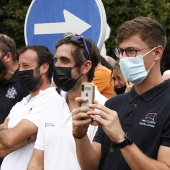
[41,63,49,74]
[153,46,164,61]
[5,52,12,62]
[81,60,92,74]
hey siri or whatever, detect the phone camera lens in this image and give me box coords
[82,85,84,91]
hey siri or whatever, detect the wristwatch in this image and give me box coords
[115,132,133,148]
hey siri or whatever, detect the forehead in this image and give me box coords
[112,68,124,78]
[119,34,148,49]
[18,49,38,64]
[55,44,75,61]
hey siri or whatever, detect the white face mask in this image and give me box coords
[119,47,157,85]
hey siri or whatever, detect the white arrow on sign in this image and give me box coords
[34,9,91,35]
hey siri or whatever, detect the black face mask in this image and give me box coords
[53,66,82,92]
[115,85,126,95]
[18,69,40,92]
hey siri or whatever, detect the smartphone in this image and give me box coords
[81,82,95,107]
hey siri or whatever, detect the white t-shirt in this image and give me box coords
[1,87,62,170]
[34,86,107,170]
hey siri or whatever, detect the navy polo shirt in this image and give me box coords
[0,69,29,124]
[93,79,170,170]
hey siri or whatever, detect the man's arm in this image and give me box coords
[27,149,44,170]
[0,119,37,147]
[0,143,16,157]
[120,144,170,170]
[0,117,9,131]
[0,133,37,157]
[72,97,101,170]
[74,137,101,170]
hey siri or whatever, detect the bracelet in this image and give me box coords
[72,130,87,139]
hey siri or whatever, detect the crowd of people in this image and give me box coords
[0,16,170,170]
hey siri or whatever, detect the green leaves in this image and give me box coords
[0,0,170,72]
[102,0,170,72]
[0,0,31,48]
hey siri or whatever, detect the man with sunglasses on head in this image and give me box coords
[0,34,29,165]
[72,17,170,170]
[28,33,107,170]
[0,45,69,170]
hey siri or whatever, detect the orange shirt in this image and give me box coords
[92,66,115,99]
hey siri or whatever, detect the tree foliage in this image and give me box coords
[0,0,170,71]
[102,0,170,72]
[0,0,31,48]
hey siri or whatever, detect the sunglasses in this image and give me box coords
[0,34,11,52]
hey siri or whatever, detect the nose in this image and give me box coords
[19,66,24,71]
[55,61,59,67]
[121,50,128,58]
[115,79,119,86]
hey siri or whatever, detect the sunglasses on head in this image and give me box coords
[64,33,91,60]
[0,34,11,52]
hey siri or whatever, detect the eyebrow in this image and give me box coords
[119,46,134,50]
[18,62,30,65]
[54,55,72,63]
[60,56,71,62]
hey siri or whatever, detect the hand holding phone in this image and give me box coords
[125,81,133,93]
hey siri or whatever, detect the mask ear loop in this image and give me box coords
[71,65,83,81]
[76,74,83,81]
[142,47,157,74]
[142,47,157,58]
[33,65,44,82]
[147,61,156,74]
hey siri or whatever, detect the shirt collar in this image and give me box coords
[0,69,19,84]
[8,69,19,83]
[129,79,170,102]
[60,90,67,101]
[23,87,56,103]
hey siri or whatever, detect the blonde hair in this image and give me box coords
[112,61,125,80]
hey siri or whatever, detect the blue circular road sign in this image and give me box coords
[25,0,107,54]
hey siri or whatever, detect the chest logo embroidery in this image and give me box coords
[139,113,157,128]
[6,87,17,99]
[145,113,157,122]
[45,123,55,127]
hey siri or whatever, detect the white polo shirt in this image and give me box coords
[35,99,76,170]
[34,85,107,170]
[1,87,62,170]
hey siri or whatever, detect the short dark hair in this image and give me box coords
[18,45,54,82]
[116,16,167,49]
[0,34,17,61]
[55,33,101,82]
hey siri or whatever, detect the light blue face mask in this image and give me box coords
[119,47,156,85]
